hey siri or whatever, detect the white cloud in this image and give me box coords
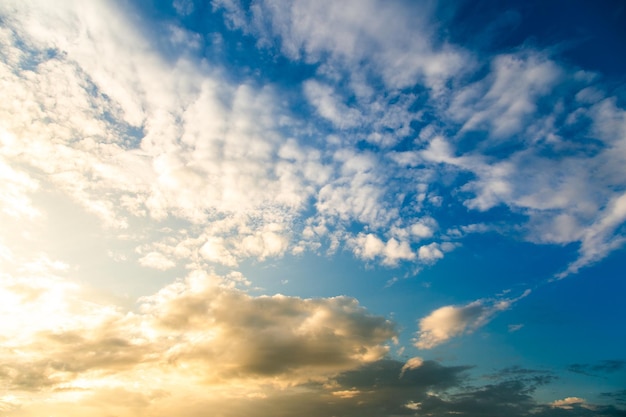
[138,252,176,271]
[3,0,626,280]
[2,0,448,272]
[550,397,589,410]
[240,229,290,260]
[173,0,194,16]
[350,233,415,266]
[200,236,238,267]
[421,67,626,276]
[450,52,561,138]
[0,155,41,220]
[304,79,362,129]
[0,0,324,267]
[404,401,422,410]
[214,0,466,153]
[557,191,626,278]
[417,243,444,263]
[218,0,468,91]
[414,290,531,349]
[411,221,436,240]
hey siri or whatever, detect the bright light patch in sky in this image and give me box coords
[1,0,625,415]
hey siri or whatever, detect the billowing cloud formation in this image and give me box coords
[140,270,395,379]
[0,266,395,392]
[415,290,531,349]
[6,255,616,417]
[0,253,396,412]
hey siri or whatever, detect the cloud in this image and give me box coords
[421,61,626,276]
[568,360,626,376]
[557,191,626,278]
[415,290,531,349]
[0,0,463,274]
[450,52,561,138]
[5,0,624,278]
[255,0,464,88]
[551,397,589,410]
[1,0,625,414]
[0,256,622,416]
[400,356,424,377]
[0,261,396,396]
[349,233,415,266]
[140,270,396,379]
[173,0,194,16]
[601,390,626,407]
[0,0,316,263]
[138,251,176,270]
[417,242,445,263]
[0,157,41,220]
[303,79,362,129]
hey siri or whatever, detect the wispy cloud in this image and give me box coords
[415,290,531,349]
[568,360,626,377]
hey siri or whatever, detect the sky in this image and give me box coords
[1,0,625,415]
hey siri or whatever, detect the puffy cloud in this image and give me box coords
[1,0,625,414]
[415,290,531,349]
[417,242,444,263]
[349,233,415,266]
[0,262,396,397]
[411,218,437,239]
[139,270,396,380]
[0,0,460,274]
[0,0,316,264]
[551,397,589,410]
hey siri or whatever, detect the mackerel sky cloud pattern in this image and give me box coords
[1,0,625,415]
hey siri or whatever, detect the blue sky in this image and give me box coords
[1,0,625,415]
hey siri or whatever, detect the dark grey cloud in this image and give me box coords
[167,359,626,417]
[602,390,626,406]
[568,360,626,376]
